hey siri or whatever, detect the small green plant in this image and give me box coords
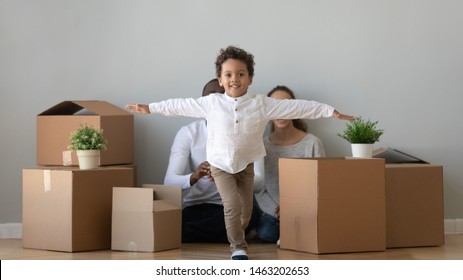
[68,124,107,151]
[338,117,384,144]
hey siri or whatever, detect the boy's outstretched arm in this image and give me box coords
[125,104,150,114]
[332,110,355,120]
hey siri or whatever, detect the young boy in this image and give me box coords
[164,78,262,243]
[126,46,354,260]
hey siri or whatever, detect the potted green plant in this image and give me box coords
[68,124,107,169]
[337,117,384,158]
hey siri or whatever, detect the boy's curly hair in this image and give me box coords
[215,46,255,78]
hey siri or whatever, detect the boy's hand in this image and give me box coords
[332,110,355,120]
[125,104,150,114]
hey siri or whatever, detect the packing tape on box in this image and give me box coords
[43,170,51,192]
[295,216,301,250]
[62,150,72,166]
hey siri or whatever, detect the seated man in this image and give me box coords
[164,79,263,243]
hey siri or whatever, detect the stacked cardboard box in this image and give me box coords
[23,167,135,252]
[36,100,134,166]
[22,101,136,252]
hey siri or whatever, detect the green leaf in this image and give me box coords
[68,124,108,151]
[337,117,384,144]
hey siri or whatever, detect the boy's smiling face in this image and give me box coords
[218,59,253,98]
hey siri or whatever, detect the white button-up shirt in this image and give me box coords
[149,93,334,174]
[163,119,265,207]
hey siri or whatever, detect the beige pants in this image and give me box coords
[210,163,254,253]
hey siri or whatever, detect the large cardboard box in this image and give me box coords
[384,164,444,248]
[373,148,445,248]
[22,166,135,252]
[279,157,386,254]
[111,184,182,252]
[37,100,133,166]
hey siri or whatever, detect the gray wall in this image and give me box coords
[1,0,462,224]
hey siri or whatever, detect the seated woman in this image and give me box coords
[254,85,326,243]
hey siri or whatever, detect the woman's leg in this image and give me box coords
[256,212,280,243]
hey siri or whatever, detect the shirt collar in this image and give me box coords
[223,92,251,102]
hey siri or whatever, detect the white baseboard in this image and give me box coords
[444,219,463,234]
[0,223,22,239]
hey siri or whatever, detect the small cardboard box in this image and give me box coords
[37,100,133,166]
[111,184,182,252]
[279,157,386,254]
[384,164,444,248]
[22,166,136,252]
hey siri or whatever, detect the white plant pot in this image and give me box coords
[351,143,373,158]
[76,150,100,169]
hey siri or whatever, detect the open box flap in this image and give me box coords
[38,100,131,116]
[373,147,428,164]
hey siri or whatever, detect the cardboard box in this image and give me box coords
[279,157,386,254]
[385,164,444,248]
[111,184,182,252]
[22,166,135,252]
[373,148,445,248]
[37,100,133,166]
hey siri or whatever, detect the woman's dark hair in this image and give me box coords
[267,85,308,133]
[215,46,255,78]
